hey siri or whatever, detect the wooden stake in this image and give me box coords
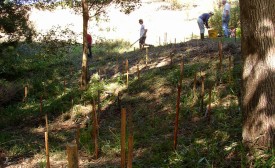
[23,85,28,102]
[193,73,197,97]
[200,75,205,114]
[173,84,181,150]
[173,61,184,150]
[228,56,232,83]
[127,108,134,168]
[121,108,126,168]
[137,63,140,80]
[179,61,184,84]
[66,143,78,168]
[45,114,49,134]
[145,48,148,67]
[126,59,129,87]
[218,41,223,71]
[92,99,98,159]
[117,92,121,111]
[207,86,212,123]
[75,125,80,150]
[64,80,66,93]
[97,90,101,122]
[45,132,50,168]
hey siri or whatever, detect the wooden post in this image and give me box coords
[75,125,80,150]
[145,47,148,67]
[207,86,212,123]
[64,80,66,93]
[173,84,181,150]
[117,92,121,111]
[92,99,98,159]
[137,63,140,80]
[45,132,50,168]
[126,59,129,87]
[193,73,197,96]
[127,108,134,168]
[170,52,173,66]
[218,41,223,71]
[200,75,205,114]
[121,108,126,168]
[159,36,161,46]
[67,143,78,168]
[45,114,49,134]
[23,85,28,102]
[228,55,232,83]
[97,90,101,122]
[173,61,184,150]
[180,61,184,84]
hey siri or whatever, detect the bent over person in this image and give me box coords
[139,19,147,49]
[197,12,214,40]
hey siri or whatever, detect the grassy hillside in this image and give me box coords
[1,36,254,167]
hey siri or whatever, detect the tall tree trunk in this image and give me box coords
[81,0,89,89]
[240,0,275,155]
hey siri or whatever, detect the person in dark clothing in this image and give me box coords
[87,33,92,58]
[197,12,214,40]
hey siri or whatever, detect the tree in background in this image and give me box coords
[1,0,140,88]
[61,0,141,88]
[0,0,35,44]
[239,0,274,164]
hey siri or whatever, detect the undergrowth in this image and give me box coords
[0,38,273,167]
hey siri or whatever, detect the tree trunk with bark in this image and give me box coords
[81,0,89,89]
[240,0,275,156]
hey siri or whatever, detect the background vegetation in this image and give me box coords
[0,0,274,167]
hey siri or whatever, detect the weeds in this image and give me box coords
[0,38,265,167]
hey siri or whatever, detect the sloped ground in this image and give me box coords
[1,37,243,167]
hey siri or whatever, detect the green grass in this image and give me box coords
[0,39,273,167]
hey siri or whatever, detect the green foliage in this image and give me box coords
[209,8,223,35]
[0,1,35,42]
[236,27,241,38]
[209,1,241,37]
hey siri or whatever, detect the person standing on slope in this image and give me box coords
[222,0,231,37]
[139,19,148,49]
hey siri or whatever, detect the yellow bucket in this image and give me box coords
[208,29,218,38]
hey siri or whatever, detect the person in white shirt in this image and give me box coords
[222,0,230,37]
[139,19,147,49]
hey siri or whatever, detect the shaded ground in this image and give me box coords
[1,37,243,167]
